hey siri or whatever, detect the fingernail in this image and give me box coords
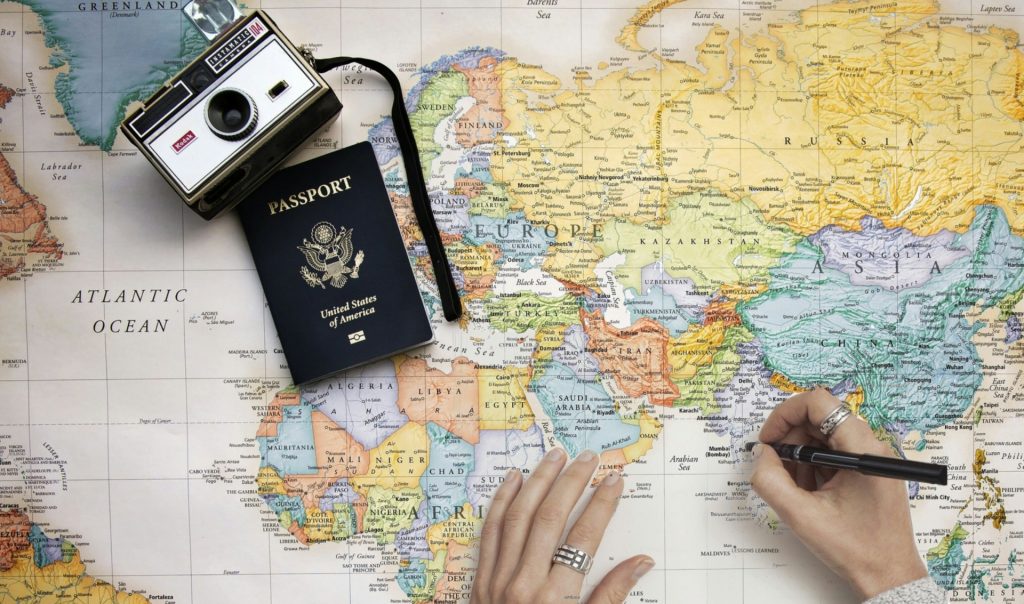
[632,558,655,580]
[751,444,764,458]
[603,470,621,485]
[504,468,520,481]
[578,449,597,462]
[544,448,566,463]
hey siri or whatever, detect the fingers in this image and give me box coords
[548,470,624,590]
[471,468,522,604]
[795,462,817,491]
[773,424,824,489]
[758,388,877,452]
[587,555,655,604]
[516,449,600,578]
[489,447,567,596]
[749,444,815,527]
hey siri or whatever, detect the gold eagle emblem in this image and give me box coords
[297,221,364,289]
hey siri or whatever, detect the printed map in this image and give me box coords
[1,0,1023,602]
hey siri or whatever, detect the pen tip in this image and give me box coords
[743,441,759,452]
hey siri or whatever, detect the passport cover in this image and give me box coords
[238,141,433,385]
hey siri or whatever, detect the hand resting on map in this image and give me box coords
[749,388,936,602]
[470,448,654,604]
[470,388,942,604]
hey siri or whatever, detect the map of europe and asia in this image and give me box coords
[1,0,1023,602]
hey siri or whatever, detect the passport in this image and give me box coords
[238,141,433,385]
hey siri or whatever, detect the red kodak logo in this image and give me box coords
[172,130,196,154]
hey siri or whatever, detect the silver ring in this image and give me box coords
[552,543,593,574]
[819,405,852,438]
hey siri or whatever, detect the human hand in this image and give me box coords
[749,388,929,599]
[471,448,655,604]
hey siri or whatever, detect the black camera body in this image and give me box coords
[121,10,341,219]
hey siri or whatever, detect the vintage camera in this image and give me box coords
[121,0,341,219]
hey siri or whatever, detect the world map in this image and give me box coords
[1,0,1023,602]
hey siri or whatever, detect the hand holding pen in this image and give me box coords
[749,388,931,600]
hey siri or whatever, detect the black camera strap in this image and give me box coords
[311,56,462,322]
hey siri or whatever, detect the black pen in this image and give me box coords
[745,442,948,486]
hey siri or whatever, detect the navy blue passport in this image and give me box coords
[238,141,433,385]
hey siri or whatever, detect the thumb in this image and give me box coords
[749,444,814,526]
[587,556,654,604]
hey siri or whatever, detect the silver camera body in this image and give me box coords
[121,8,341,219]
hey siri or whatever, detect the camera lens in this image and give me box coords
[205,88,258,141]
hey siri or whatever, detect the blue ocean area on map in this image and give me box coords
[15,0,201,149]
[740,206,1024,433]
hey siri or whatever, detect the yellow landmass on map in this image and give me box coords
[350,422,430,491]
[844,387,865,416]
[616,0,686,52]
[974,448,1007,529]
[533,324,572,364]
[301,507,337,543]
[478,366,535,430]
[622,407,662,463]
[440,240,500,300]
[256,465,287,496]
[602,194,799,293]
[668,321,729,382]
[0,547,149,604]
[425,503,479,555]
[404,546,448,604]
[747,0,1024,235]
[362,485,424,544]
[491,0,1024,290]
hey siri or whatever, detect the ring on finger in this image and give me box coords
[552,543,593,575]
[819,404,852,438]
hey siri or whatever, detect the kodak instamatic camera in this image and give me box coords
[121,0,341,219]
